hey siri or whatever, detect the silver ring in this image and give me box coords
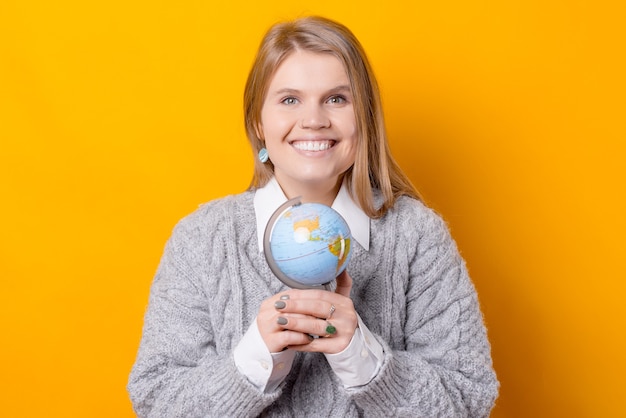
[327,304,336,320]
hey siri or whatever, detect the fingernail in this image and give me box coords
[277,317,288,325]
[274,301,286,309]
[280,295,290,300]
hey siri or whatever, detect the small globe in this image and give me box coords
[265,200,352,288]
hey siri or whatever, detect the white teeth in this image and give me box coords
[293,141,333,151]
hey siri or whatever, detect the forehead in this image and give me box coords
[266,50,349,92]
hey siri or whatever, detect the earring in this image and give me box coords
[258,147,269,163]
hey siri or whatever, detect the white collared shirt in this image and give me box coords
[233,177,383,392]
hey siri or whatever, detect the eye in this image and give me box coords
[327,95,347,105]
[281,97,298,105]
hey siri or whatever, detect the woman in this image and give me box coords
[128,16,499,417]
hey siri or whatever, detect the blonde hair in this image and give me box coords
[244,16,421,218]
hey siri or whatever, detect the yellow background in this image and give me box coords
[1,0,624,416]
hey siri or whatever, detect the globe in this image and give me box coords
[264,198,352,289]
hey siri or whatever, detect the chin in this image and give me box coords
[300,174,342,188]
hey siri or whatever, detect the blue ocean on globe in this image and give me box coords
[269,203,352,286]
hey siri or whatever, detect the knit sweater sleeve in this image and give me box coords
[348,200,499,417]
[127,202,279,417]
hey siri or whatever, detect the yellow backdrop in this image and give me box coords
[1,0,624,416]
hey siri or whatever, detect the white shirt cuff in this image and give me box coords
[324,314,384,388]
[233,319,295,392]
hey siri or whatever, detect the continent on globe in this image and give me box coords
[263,197,352,290]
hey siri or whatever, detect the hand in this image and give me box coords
[257,271,357,354]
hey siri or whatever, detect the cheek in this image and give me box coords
[339,110,358,138]
[346,131,359,165]
[260,109,292,140]
[344,120,359,152]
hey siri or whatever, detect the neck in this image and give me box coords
[276,176,342,207]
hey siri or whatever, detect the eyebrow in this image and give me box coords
[270,85,352,96]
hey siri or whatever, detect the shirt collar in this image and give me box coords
[253,177,370,252]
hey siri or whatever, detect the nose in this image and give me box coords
[299,104,330,129]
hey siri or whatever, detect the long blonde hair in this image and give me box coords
[244,16,421,218]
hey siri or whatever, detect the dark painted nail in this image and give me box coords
[277,317,288,325]
[274,301,286,309]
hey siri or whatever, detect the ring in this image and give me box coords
[327,304,336,320]
[324,321,337,337]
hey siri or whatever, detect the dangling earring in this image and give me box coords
[258,147,269,163]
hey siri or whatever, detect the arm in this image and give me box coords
[127,218,280,417]
[347,205,499,417]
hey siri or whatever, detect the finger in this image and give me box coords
[272,328,314,350]
[287,322,352,354]
[334,270,352,297]
[275,290,353,315]
[289,337,347,354]
[275,297,343,321]
[258,315,314,352]
[274,315,331,337]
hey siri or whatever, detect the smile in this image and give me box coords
[290,140,336,151]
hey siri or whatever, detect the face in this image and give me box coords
[260,50,358,200]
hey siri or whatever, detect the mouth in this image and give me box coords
[289,140,336,152]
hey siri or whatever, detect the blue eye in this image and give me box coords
[328,95,347,104]
[282,97,298,105]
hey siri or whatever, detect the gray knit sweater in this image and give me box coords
[128,190,498,417]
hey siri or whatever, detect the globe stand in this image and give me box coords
[263,197,337,291]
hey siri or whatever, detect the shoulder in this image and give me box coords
[179,191,253,225]
[375,194,458,259]
[169,191,255,245]
[385,195,449,235]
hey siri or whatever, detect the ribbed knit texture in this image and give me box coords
[128,191,499,417]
